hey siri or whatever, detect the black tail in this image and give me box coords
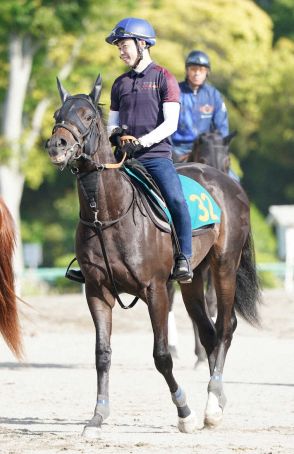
[235,230,262,326]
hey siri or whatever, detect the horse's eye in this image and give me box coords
[85,114,93,122]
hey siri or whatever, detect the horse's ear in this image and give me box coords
[56,77,70,103]
[223,130,237,145]
[89,74,102,104]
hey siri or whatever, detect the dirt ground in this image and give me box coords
[0,287,293,454]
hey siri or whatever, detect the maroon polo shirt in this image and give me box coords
[110,62,180,159]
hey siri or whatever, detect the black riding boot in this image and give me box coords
[171,254,193,284]
[65,269,85,283]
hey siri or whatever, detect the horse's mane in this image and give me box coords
[96,103,113,152]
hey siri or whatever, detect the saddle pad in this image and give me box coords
[123,166,221,230]
[179,174,221,229]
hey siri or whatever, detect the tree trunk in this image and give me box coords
[0,33,83,290]
[0,34,34,287]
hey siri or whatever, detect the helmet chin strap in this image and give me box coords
[131,39,145,70]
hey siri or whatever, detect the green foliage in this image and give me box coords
[255,0,294,41]
[250,203,281,288]
[0,1,94,39]
[242,36,294,212]
[130,0,274,158]
[250,204,277,262]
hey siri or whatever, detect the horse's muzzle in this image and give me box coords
[45,136,80,170]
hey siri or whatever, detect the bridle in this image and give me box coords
[49,95,101,168]
[50,95,127,172]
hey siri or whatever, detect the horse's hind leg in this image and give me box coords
[192,321,207,366]
[180,268,217,366]
[204,261,238,428]
[193,269,218,368]
[205,269,217,317]
[82,287,114,438]
[147,282,197,433]
[167,274,214,367]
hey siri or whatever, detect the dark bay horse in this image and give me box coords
[0,197,22,359]
[46,75,260,437]
[169,131,236,365]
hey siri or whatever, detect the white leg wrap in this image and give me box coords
[178,410,197,433]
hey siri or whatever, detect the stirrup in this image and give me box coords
[65,269,85,283]
[65,257,85,283]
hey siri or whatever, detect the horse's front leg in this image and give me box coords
[147,282,197,433]
[82,285,114,438]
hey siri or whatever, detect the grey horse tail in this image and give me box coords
[234,230,262,326]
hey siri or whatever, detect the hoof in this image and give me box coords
[204,411,223,428]
[204,392,223,428]
[82,425,102,439]
[178,410,197,433]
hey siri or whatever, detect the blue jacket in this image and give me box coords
[172,81,229,145]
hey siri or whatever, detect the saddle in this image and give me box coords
[123,160,172,233]
[122,160,220,238]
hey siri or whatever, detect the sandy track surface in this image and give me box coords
[0,288,294,454]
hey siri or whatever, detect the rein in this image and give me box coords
[74,164,139,310]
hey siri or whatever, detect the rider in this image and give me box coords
[171,50,229,158]
[106,17,193,283]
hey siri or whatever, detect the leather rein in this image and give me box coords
[55,100,139,309]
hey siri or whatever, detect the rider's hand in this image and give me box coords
[122,140,143,158]
[109,127,125,147]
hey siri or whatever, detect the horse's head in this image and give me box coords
[46,75,102,170]
[190,131,236,174]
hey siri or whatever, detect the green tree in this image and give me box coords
[11,0,293,269]
[255,0,294,41]
[0,0,135,274]
[242,37,294,212]
[133,0,273,157]
[24,2,266,262]
[0,1,95,274]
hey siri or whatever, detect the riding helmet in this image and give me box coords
[185,50,211,69]
[105,17,156,47]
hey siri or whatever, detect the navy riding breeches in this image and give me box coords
[139,157,192,257]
